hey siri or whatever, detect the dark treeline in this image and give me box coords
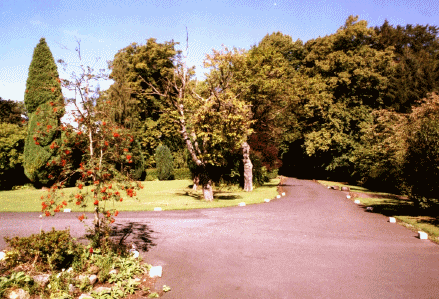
[2,16,439,208]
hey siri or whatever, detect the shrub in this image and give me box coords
[155,145,174,180]
[173,168,192,180]
[3,228,83,271]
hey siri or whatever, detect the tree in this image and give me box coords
[108,39,185,168]
[403,93,439,209]
[0,97,27,125]
[109,39,253,200]
[155,144,174,180]
[351,109,407,192]
[285,16,395,180]
[0,123,28,189]
[373,21,439,112]
[0,98,28,189]
[23,38,64,187]
[38,40,143,247]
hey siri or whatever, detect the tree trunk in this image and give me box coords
[242,141,253,192]
[202,179,214,201]
[193,174,199,191]
[94,207,100,247]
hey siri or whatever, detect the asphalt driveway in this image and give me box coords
[1,177,439,298]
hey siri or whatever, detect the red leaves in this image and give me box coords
[45,211,50,217]
[61,159,66,166]
[51,87,55,92]
[49,102,54,106]
[53,107,58,112]
[105,141,109,146]
[62,201,67,206]
[114,210,119,217]
[50,142,57,149]
[78,214,85,221]
[94,200,99,205]
[123,148,129,152]
[113,132,120,138]
[64,150,70,155]
[78,184,83,189]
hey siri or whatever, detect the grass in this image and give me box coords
[318,180,439,244]
[0,179,280,213]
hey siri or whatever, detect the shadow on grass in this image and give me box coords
[175,190,242,201]
[361,197,439,225]
[110,222,156,252]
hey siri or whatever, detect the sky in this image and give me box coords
[1,0,438,103]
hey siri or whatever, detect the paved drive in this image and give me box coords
[1,178,439,298]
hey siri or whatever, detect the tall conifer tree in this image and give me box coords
[23,38,64,186]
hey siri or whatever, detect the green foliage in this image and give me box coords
[3,228,82,271]
[373,21,439,112]
[23,38,64,187]
[155,144,174,180]
[352,109,407,192]
[0,272,34,298]
[24,38,64,114]
[0,98,27,125]
[108,38,184,166]
[403,93,439,209]
[0,123,29,189]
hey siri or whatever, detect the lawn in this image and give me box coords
[0,179,280,213]
[318,180,439,244]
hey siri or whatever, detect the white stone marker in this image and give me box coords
[149,266,162,278]
[389,217,396,223]
[264,199,270,203]
[153,207,162,211]
[281,192,286,196]
[0,252,5,261]
[346,195,351,199]
[418,231,428,240]
[238,202,246,207]
[354,199,361,204]
[276,195,281,199]
[63,208,71,213]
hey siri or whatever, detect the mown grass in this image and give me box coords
[0,179,280,213]
[318,180,439,244]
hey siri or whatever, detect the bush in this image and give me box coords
[173,168,192,180]
[3,228,82,271]
[155,145,174,180]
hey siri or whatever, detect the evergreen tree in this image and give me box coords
[155,144,174,180]
[23,38,64,187]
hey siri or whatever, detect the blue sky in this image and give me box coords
[1,0,438,103]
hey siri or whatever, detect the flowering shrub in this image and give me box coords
[33,43,144,248]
